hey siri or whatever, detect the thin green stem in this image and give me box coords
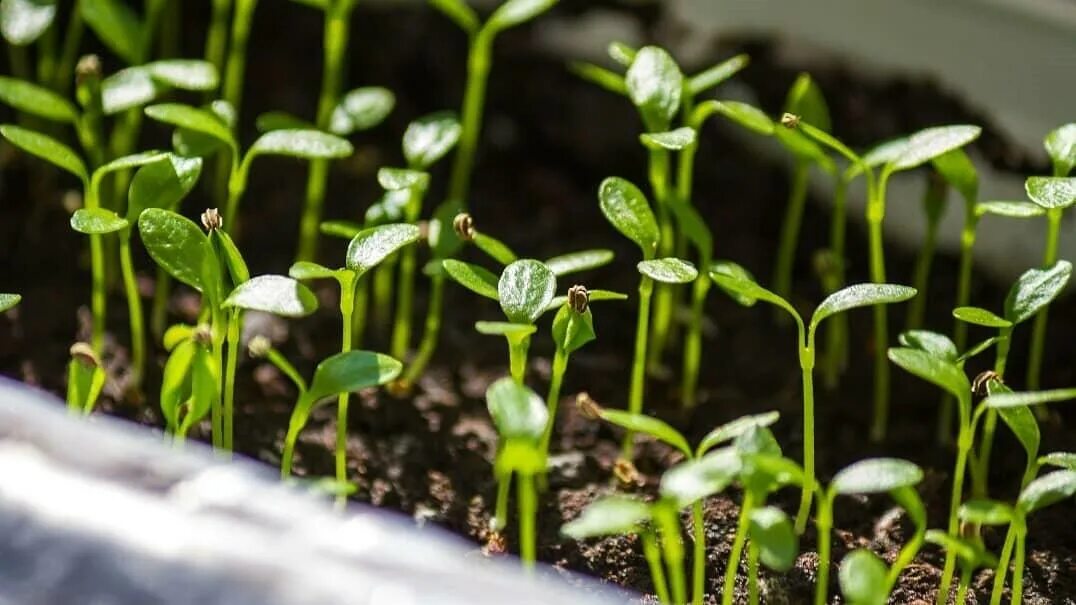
[691,500,706,605]
[222,310,241,453]
[656,507,686,605]
[941,209,979,444]
[222,0,257,117]
[974,328,1012,496]
[84,187,107,354]
[642,530,673,605]
[118,236,145,391]
[493,472,510,531]
[1027,208,1063,391]
[955,566,972,605]
[351,278,368,348]
[647,148,675,369]
[335,278,355,504]
[37,23,58,85]
[508,336,530,384]
[814,495,833,605]
[540,348,568,455]
[391,187,426,360]
[681,275,709,408]
[204,0,232,80]
[906,211,942,332]
[747,542,760,605]
[210,310,226,449]
[518,472,537,571]
[447,32,491,206]
[822,177,849,390]
[722,492,755,605]
[401,273,444,387]
[773,161,810,304]
[1012,528,1026,605]
[623,276,654,458]
[936,427,971,604]
[795,345,816,534]
[989,527,1016,605]
[52,1,84,95]
[372,257,396,332]
[868,169,891,442]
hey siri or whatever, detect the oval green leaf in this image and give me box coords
[749,506,798,572]
[0,75,77,122]
[1039,452,1076,471]
[887,347,970,403]
[223,275,318,317]
[784,73,830,133]
[1025,176,1076,210]
[70,207,128,234]
[442,259,499,300]
[248,129,353,160]
[0,124,87,182]
[1017,469,1076,514]
[831,458,923,495]
[599,176,658,254]
[80,0,144,64]
[145,103,235,150]
[487,0,557,32]
[1045,123,1076,176]
[1004,260,1072,324]
[637,258,698,284]
[346,223,421,274]
[542,250,616,277]
[952,306,1012,328]
[402,111,461,169]
[305,350,402,407]
[932,148,978,203]
[475,321,537,338]
[697,411,780,457]
[147,60,219,91]
[598,409,691,457]
[709,261,799,322]
[485,377,548,442]
[101,67,159,115]
[138,208,206,291]
[640,127,696,151]
[1,0,57,45]
[688,53,749,97]
[128,154,202,220]
[562,495,651,539]
[0,293,21,313]
[984,387,1076,409]
[976,200,1045,219]
[625,46,682,128]
[890,125,981,171]
[498,259,556,324]
[377,167,429,191]
[838,549,888,605]
[958,499,1014,526]
[711,100,775,136]
[898,330,959,363]
[660,447,740,508]
[811,283,916,331]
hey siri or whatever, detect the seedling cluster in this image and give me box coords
[2,1,1076,603]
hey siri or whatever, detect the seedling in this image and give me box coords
[816,458,926,605]
[953,259,1072,494]
[1024,174,1076,391]
[711,261,915,531]
[143,102,353,230]
[584,400,779,605]
[485,377,549,570]
[597,176,696,456]
[158,323,218,440]
[904,169,950,331]
[924,529,997,605]
[0,293,20,312]
[66,342,106,415]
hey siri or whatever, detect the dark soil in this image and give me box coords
[1,2,1074,604]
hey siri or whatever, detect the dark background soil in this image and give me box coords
[1,1,1074,603]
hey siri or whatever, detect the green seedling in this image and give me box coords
[597,176,696,456]
[0,293,20,312]
[158,323,218,440]
[924,529,997,605]
[954,260,1072,494]
[816,458,926,605]
[485,377,549,570]
[144,102,353,230]
[711,261,915,532]
[584,401,779,605]
[290,223,420,485]
[66,342,106,414]
[1024,173,1076,391]
[905,169,950,331]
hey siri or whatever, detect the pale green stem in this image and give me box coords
[118,236,145,391]
[540,347,568,455]
[335,277,355,505]
[868,169,891,442]
[973,327,1012,497]
[657,507,686,605]
[936,426,972,604]
[647,148,675,370]
[795,343,816,534]
[623,276,654,458]
[822,177,849,390]
[681,275,710,409]
[53,0,84,95]
[691,500,706,605]
[941,207,979,444]
[508,335,530,384]
[906,206,942,331]
[955,566,972,605]
[204,0,232,80]
[1012,527,1027,605]
[722,492,755,605]
[401,273,444,387]
[222,310,241,453]
[814,494,833,605]
[748,542,760,605]
[989,527,1016,605]
[518,472,537,571]
[643,530,673,605]
[492,471,510,531]
[773,161,810,306]
[150,270,171,340]
[1027,208,1062,391]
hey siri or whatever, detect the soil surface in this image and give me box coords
[1,2,1074,604]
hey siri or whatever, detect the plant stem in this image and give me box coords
[204,0,232,79]
[906,209,942,332]
[401,272,444,387]
[1027,207,1062,391]
[955,566,972,605]
[335,277,356,505]
[540,347,568,455]
[37,22,58,85]
[518,472,537,571]
[493,472,509,531]
[973,328,1011,496]
[448,31,491,206]
[222,310,241,453]
[814,494,833,605]
[773,161,810,306]
[941,207,979,443]
[822,177,849,390]
[372,258,396,333]
[691,500,706,605]
[623,276,654,458]
[508,335,529,384]
[885,522,924,592]
[84,187,107,354]
[989,527,1016,605]
[747,542,760,605]
[795,345,816,534]
[647,148,675,370]
[656,507,686,605]
[642,530,673,605]
[392,255,417,360]
[210,310,226,449]
[222,0,257,117]
[295,0,353,263]
[867,169,892,442]
[52,0,84,95]
[118,236,145,391]
[722,492,755,605]
[936,427,971,604]
[1011,528,1026,605]
[681,275,710,408]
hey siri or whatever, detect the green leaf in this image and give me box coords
[346,223,421,274]
[1,0,57,45]
[959,499,1014,526]
[0,76,77,122]
[485,377,548,442]
[428,0,479,34]
[1025,176,1076,210]
[1045,123,1076,176]
[831,458,923,495]
[709,262,799,322]
[0,293,21,312]
[688,53,749,97]
[697,411,780,457]
[543,249,614,276]
[625,46,682,128]
[70,207,128,234]
[101,67,159,115]
[159,339,195,431]
[932,148,978,203]
[330,86,395,135]
[95,150,169,178]
[988,382,1041,465]
[898,330,959,363]
[854,136,910,175]
[551,305,595,354]
[952,306,1012,328]
[185,342,218,432]
[562,495,651,539]
[487,0,557,32]
[976,200,1045,218]
[984,388,1076,409]
[442,259,499,300]
[637,258,698,284]
[598,409,691,457]
[659,447,740,508]
[402,111,461,169]
[138,208,207,291]
[146,59,219,91]
[732,425,782,465]
[498,259,556,324]
[170,101,234,158]
[749,507,798,572]
[247,129,353,160]
[711,101,775,136]
[1017,470,1076,514]
[1003,260,1072,324]
[887,347,970,403]
[80,0,144,64]
[568,62,626,95]
[0,124,87,182]
[304,350,402,407]
[640,127,696,151]
[223,275,318,318]
[668,199,712,258]
[924,531,995,568]
[128,154,202,220]
[288,261,343,282]
[810,284,916,332]
[958,336,1001,364]
[598,177,659,254]
[256,111,314,133]
[890,125,981,171]
[145,103,236,150]
[1039,452,1076,471]
[377,167,429,191]
[784,73,830,133]
[838,549,888,605]
[473,233,517,265]
[474,321,536,338]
